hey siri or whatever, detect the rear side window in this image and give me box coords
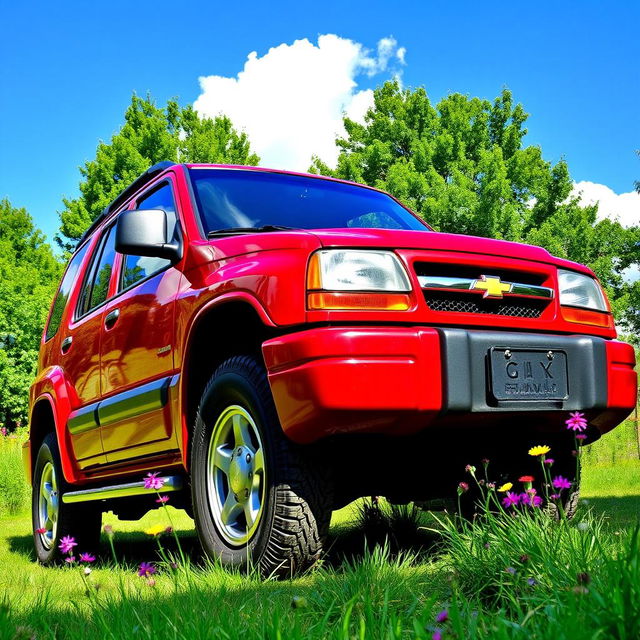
[45,243,89,341]
[120,183,176,291]
[76,225,118,318]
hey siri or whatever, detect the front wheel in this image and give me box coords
[190,356,332,578]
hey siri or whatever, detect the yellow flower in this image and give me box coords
[528,445,551,457]
[145,524,165,537]
[497,482,513,493]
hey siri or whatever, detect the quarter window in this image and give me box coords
[119,183,176,291]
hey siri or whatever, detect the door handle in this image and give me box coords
[104,308,120,329]
[61,336,73,353]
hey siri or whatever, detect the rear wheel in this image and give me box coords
[32,433,101,563]
[191,356,332,578]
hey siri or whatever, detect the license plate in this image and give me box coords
[490,348,568,401]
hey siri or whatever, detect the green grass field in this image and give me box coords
[1,426,639,639]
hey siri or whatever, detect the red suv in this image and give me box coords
[25,162,637,575]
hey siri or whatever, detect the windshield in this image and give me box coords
[188,168,430,234]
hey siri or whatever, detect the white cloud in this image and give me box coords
[193,34,404,172]
[571,181,639,228]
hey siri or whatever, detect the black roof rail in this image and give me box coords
[77,161,177,245]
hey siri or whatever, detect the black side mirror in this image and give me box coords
[115,209,182,263]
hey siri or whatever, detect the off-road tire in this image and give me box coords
[190,356,332,578]
[32,433,102,564]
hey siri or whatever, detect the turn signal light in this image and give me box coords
[307,292,411,311]
[561,306,614,329]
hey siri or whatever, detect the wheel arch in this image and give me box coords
[179,296,278,468]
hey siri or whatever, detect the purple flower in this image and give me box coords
[143,472,165,490]
[436,610,448,624]
[502,492,521,508]
[79,553,95,563]
[527,577,537,586]
[432,630,442,640]
[156,495,170,504]
[521,492,542,507]
[65,556,75,564]
[544,458,555,466]
[565,411,587,432]
[59,536,77,554]
[552,475,572,490]
[575,434,587,441]
[505,566,517,575]
[138,562,156,577]
[550,493,561,500]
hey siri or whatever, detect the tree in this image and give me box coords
[311,80,639,332]
[0,199,62,429]
[57,95,259,251]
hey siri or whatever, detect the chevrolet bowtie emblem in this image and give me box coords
[471,275,512,298]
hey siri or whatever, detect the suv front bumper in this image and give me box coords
[262,326,637,444]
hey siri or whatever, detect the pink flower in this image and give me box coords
[79,553,95,563]
[550,493,561,500]
[436,610,448,623]
[103,524,114,536]
[432,631,442,640]
[544,458,555,466]
[59,536,77,554]
[143,472,165,490]
[457,482,469,494]
[156,495,170,504]
[565,411,587,432]
[465,464,476,474]
[522,492,542,507]
[552,476,572,490]
[138,562,156,577]
[65,556,75,564]
[502,492,521,508]
[0,427,6,437]
[575,434,587,441]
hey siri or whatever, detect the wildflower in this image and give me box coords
[83,567,92,576]
[147,578,156,587]
[79,553,95,563]
[143,472,165,490]
[519,554,529,563]
[565,411,587,432]
[544,458,555,466]
[524,494,542,507]
[0,427,6,437]
[432,631,442,640]
[465,464,476,474]
[550,493,561,500]
[35,527,47,535]
[505,567,517,575]
[457,482,469,495]
[156,495,170,504]
[65,556,76,564]
[145,524,165,537]
[518,475,535,483]
[59,536,77,554]
[577,571,591,585]
[103,524,114,536]
[528,445,550,457]
[527,577,537,586]
[138,562,156,577]
[497,482,513,493]
[486,482,496,490]
[552,476,571,490]
[502,492,521,508]
[436,610,448,624]
[575,434,587,441]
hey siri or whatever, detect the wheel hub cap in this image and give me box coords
[206,406,266,546]
[37,460,59,550]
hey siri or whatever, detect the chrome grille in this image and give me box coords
[424,291,545,318]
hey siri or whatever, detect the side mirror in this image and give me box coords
[115,209,182,263]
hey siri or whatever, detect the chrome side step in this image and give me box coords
[62,475,183,504]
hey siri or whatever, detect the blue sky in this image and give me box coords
[1,0,638,243]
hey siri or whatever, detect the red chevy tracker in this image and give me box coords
[25,162,637,575]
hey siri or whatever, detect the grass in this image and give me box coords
[0,427,639,638]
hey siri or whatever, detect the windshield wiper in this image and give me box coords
[207,225,297,237]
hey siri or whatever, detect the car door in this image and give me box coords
[64,224,119,469]
[99,179,182,463]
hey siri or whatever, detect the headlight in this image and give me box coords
[558,270,608,311]
[307,250,412,310]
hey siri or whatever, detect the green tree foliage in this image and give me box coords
[312,80,640,333]
[0,200,62,428]
[57,95,259,251]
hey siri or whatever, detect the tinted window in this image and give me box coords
[188,169,429,234]
[45,243,89,340]
[77,225,118,317]
[119,183,175,290]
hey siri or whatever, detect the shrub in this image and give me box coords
[0,428,30,515]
